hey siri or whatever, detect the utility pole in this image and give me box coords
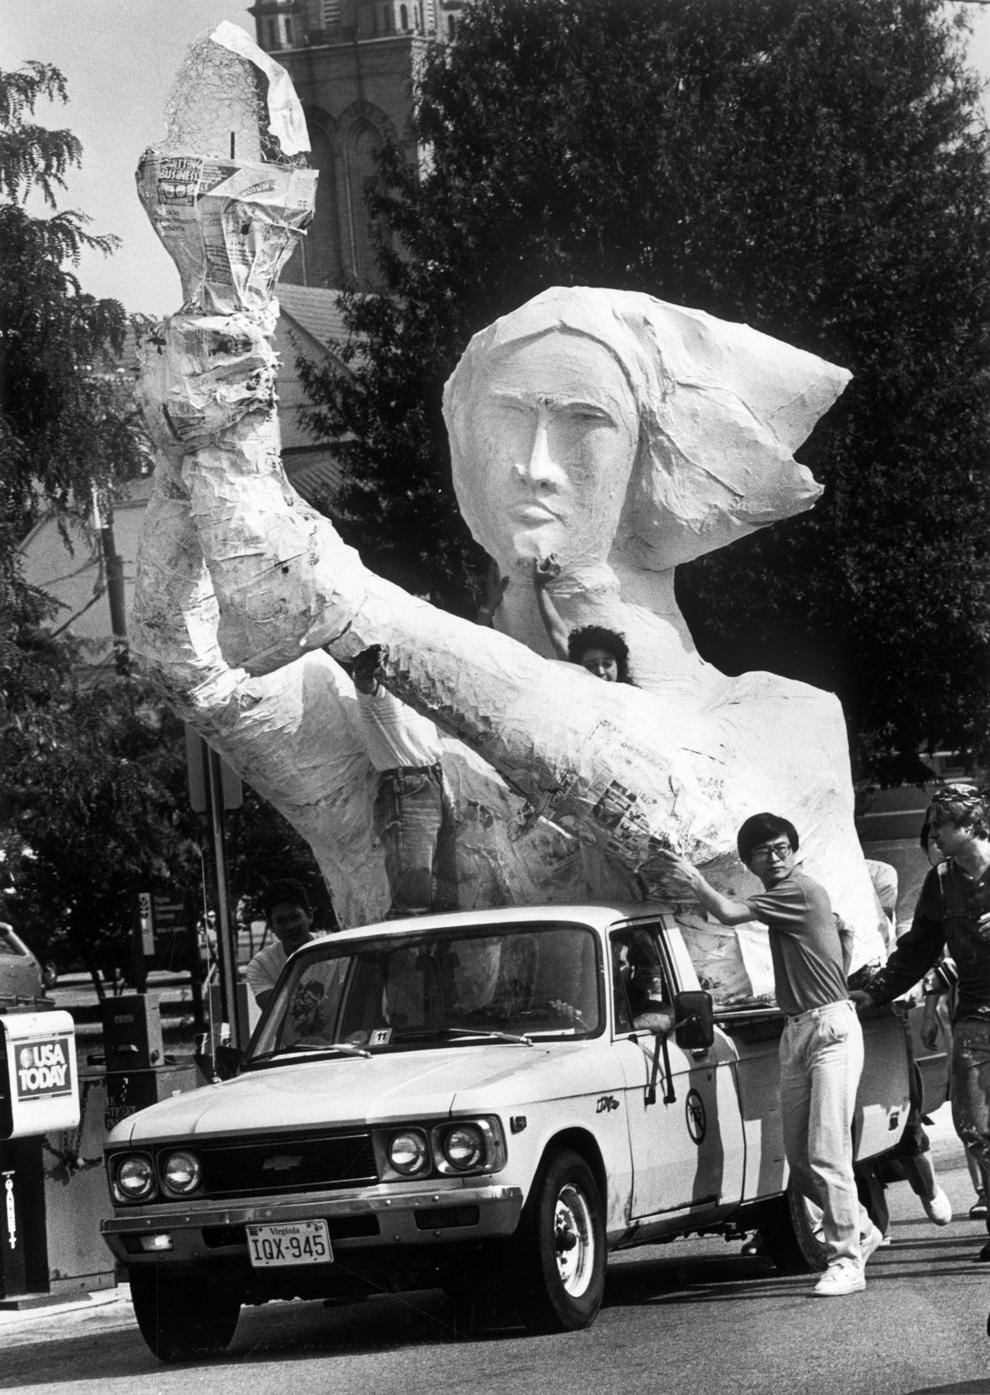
[184,727,247,1048]
[92,489,129,674]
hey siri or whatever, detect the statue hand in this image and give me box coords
[534,555,561,587]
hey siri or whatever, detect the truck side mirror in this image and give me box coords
[674,991,714,1050]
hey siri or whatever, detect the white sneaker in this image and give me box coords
[923,1186,952,1226]
[814,1261,866,1297]
[860,1223,884,1265]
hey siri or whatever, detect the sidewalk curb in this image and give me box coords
[0,1283,132,1334]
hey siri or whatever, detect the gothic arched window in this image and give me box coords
[346,119,385,288]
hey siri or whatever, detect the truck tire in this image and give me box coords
[785,1186,830,1271]
[511,1148,606,1332]
[130,1269,241,1362]
[760,1173,887,1275]
[758,1177,819,1277]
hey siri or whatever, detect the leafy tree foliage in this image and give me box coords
[0,64,190,975]
[0,669,202,982]
[227,788,339,933]
[301,0,990,776]
[0,62,145,542]
[1,643,327,980]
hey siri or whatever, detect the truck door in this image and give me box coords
[611,927,746,1222]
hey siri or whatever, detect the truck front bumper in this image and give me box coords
[101,1180,525,1268]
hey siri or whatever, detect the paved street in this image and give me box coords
[4,1104,989,1395]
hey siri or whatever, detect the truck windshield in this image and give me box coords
[247,923,601,1061]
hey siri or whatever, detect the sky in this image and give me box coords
[4,0,990,316]
[2,0,254,314]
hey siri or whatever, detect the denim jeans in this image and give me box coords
[375,764,457,915]
[779,999,872,1266]
[950,1016,990,1230]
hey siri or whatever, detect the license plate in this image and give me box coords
[246,1219,333,1268]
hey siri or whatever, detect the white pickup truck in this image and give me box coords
[101,902,934,1362]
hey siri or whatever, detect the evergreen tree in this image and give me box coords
[301,0,990,776]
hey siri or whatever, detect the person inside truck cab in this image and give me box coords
[658,812,884,1298]
[612,932,675,1034]
[280,975,333,1046]
[246,879,318,1011]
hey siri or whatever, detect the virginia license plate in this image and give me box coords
[246,1219,333,1268]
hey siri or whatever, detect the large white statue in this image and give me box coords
[132,26,887,994]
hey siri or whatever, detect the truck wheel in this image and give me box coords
[130,1270,241,1362]
[758,1183,826,1274]
[511,1148,606,1333]
[786,1186,830,1271]
[443,1286,513,1336]
[761,1175,886,1275]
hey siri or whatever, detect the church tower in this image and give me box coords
[250,0,467,290]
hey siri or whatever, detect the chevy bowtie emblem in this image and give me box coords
[261,1154,303,1172]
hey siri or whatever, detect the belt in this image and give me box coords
[784,998,851,1024]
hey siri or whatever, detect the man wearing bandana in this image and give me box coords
[851,785,990,1261]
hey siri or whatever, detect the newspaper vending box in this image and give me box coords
[0,1010,80,1301]
[0,1010,79,1141]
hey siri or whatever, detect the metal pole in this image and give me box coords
[93,490,129,675]
[205,745,247,1048]
[101,526,128,674]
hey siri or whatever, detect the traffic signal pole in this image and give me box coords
[204,742,248,1048]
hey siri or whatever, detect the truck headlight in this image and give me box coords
[438,1123,485,1171]
[112,1154,157,1204]
[161,1150,202,1196]
[434,1118,505,1175]
[387,1129,430,1176]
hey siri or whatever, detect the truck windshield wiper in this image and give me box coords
[392,1026,532,1047]
[250,1041,373,1064]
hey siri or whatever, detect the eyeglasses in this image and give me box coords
[749,840,793,862]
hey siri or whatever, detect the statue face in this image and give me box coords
[457,333,638,570]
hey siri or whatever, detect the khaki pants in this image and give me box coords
[779,999,871,1266]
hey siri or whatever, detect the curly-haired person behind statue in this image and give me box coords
[534,554,636,685]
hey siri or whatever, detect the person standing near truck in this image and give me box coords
[851,784,990,1261]
[660,812,883,1297]
[245,878,318,1012]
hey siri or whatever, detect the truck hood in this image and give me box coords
[108,1040,610,1143]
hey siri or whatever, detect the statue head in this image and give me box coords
[443,286,850,579]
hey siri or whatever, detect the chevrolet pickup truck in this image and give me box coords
[101,902,932,1362]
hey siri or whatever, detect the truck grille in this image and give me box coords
[194,1130,378,1198]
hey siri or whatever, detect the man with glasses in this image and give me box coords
[660,812,882,1297]
[851,784,990,1261]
